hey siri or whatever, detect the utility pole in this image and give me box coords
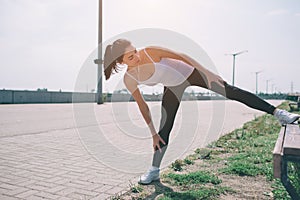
[94,0,103,104]
[266,79,272,94]
[254,71,262,95]
[226,50,248,86]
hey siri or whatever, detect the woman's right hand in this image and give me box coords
[205,71,226,89]
[152,133,166,152]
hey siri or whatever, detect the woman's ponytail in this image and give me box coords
[104,44,115,80]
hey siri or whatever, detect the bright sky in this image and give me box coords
[0,0,299,94]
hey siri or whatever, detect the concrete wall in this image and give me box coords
[0,90,225,104]
[0,90,96,104]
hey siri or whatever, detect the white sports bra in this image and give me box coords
[126,49,194,87]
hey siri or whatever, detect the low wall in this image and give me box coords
[0,90,96,104]
[0,90,226,104]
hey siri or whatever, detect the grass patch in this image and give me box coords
[221,161,263,176]
[166,171,222,186]
[170,159,185,172]
[158,186,231,200]
[288,162,300,195]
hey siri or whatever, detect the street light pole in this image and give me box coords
[254,71,262,95]
[266,79,272,94]
[95,0,103,104]
[226,50,248,86]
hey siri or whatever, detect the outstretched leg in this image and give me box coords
[187,69,299,124]
[187,69,276,114]
[222,83,275,114]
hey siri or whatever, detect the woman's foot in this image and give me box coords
[274,109,300,125]
[138,167,160,185]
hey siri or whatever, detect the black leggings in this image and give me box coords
[157,69,276,147]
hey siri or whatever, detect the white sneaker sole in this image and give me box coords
[138,177,160,185]
[280,115,300,125]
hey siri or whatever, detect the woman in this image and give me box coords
[104,39,299,184]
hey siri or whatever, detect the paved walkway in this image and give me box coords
[0,100,282,199]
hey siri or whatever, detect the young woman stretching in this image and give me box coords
[104,39,299,184]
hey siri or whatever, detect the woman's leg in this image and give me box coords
[223,83,276,114]
[152,85,186,168]
[187,69,276,114]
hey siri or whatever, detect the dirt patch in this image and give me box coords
[219,174,273,200]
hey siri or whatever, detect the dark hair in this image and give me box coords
[104,39,131,80]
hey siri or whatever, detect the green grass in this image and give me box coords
[170,159,185,172]
[166,171,222,186]
[158,186,231,200]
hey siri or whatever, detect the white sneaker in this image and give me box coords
[138,167,160,185]
[274,109,300,125]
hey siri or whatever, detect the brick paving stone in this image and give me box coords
[61,173,80,180]
[0,183,19,190]
[93,185,113,193]
[13,169,31,177]
[29,176,46,181]
[51,170,69,177]
[32,173,53,179]
[105,186,126,195]
[45,185,66,194]
[0,176,10,183]
[26,184,49,191]
[83,183,104,191]
[34,191,62,199]
[70,180,92,187]
[44,177,64,184]
[26,195,45,200]
[54,178,72,185]
[57,197,73,200]
[65,182,87,189]
[6,177,29,185]
[66,192,93,200]
[90,193,111,200]
[74,188,98,197]
[16,179,37,187]
[35,181,57,188]
[0,187,10,195]
[15,189,40,199]
[0,194,20,200]
[3,187,29,196]
[55,187,76,196]
[78,175,97,182]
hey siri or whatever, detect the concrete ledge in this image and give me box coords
[0,90,96,104]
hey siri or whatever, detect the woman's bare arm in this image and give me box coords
[123,75,157,135]
[146,46,225,88]
[123,75,166,151]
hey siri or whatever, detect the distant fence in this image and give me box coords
[0,90,228,104]
[0,90,96,104]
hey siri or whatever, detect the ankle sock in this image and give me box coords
[150,166,159,171]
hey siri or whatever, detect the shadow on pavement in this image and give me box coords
[143,180,174,200]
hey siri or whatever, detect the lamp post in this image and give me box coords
[226,50,248,86]
[271,84,275,94]
[254,70,262,95]
[266,79,272,94]
[94,0,103,104]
